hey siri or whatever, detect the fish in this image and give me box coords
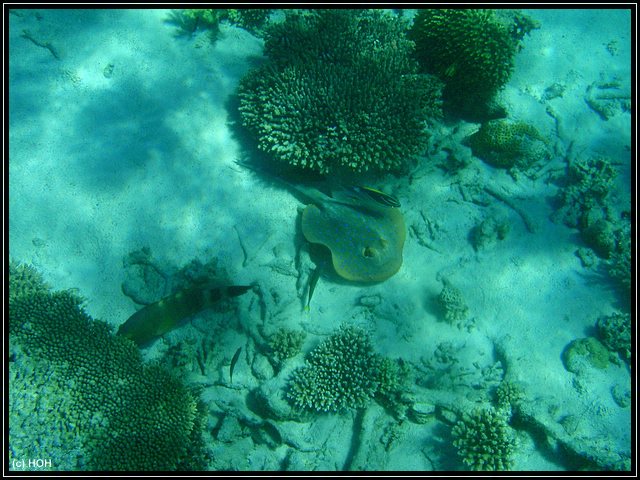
[304,260,325,312]
[117,284,252,347]
[230,346,242,383]
[235,159,400,210]
[293,183,400,217]
[343,186,401,208]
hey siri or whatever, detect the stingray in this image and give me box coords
[298,185,406,283]
[236,160,406,283]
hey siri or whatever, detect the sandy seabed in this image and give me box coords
[8,8,632,472]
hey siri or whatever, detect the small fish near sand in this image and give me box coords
[117,284,252,347]
[229,346,242,384]
[304,260,325,312]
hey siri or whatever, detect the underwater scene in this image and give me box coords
[8,8,633,472]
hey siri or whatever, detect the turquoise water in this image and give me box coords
[8,9,632,472]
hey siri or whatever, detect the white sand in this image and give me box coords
[8,8,631,471]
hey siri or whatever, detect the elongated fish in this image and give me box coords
[230,347,242,383]
[304,260,325,312]
[342,185,401,208]
[118,284,252,347]
[235,160,400,211]
[289,183,400,219]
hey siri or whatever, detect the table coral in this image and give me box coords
[9,345,89,471]
[238,9,443,175]
[9,259,50,300]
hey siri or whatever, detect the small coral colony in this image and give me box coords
[10,9,629,471]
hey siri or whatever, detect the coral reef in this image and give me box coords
[166,9,225,39]
[374,357,413,420]
[437,279,470,327]
[494,380,525,418]
[225,9,272,37]
[495,335,631,471]
[585,77,631,120]
[580,218,617,259]
[554,156,617,230]
[561,337,615,373]
[607,218,631,293]
[463,119,550,171]
[287,325,393,413]
[611,384,631,408]
[268,327,306,366]
[238,9,443,175]
[9,344,89,471]
[470,216,510,251]
[553,157,630,296]
[9,261,207,471]
[596,312,631,364]
[166,8,272,41]
[263,9,412,71]
[409,9,538,119]
[451,407,516,471]
[9,259,50,300]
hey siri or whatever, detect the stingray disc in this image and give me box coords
[301,202,406,283]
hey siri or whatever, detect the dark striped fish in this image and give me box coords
[117,284,252,347]
[236,159,400,210]
[347,186,401,208]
